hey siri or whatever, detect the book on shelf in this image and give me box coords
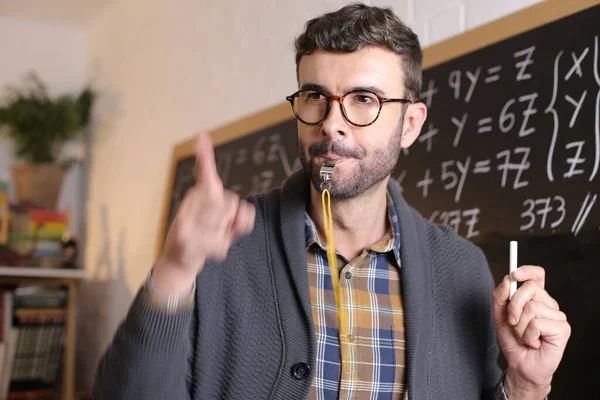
[0,182,8,245]
[12,288,67,310]
[0,203,78,270]
[0,287,66,399]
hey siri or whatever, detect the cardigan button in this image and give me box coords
[292,363,311,380]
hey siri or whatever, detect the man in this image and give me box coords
[94,4,570,399]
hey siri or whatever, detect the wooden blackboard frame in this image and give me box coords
[156,0,600,257]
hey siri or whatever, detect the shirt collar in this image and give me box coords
[304,192,401,256]
[304,211,320,250]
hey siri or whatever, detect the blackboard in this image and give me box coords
[158,1,600,398]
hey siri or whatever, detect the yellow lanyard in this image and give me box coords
[320,164,352,370]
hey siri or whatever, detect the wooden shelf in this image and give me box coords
[0,267,86,279]
[0,268,83,400]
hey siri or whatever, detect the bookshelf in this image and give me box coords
[0,267,85,400]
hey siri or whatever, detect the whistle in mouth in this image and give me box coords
[320,162,335,182]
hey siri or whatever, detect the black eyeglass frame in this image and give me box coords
[285,88,413,127]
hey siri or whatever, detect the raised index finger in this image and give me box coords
[512,265,545,289]
[194,131,221,187]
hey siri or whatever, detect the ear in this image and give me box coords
[400,102,427,148]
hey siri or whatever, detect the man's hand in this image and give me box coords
[153,132,256,293]
[492,265,571,399]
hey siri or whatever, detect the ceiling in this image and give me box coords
[0,0,113,27]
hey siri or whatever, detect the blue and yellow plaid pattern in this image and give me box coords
[305,194,406,400]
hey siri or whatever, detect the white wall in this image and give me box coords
[0,17,85,96]
[80,0,543,393]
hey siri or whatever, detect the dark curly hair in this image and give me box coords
[294,2,423,101]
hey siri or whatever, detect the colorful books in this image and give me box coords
[8,207,67,241]
[4,204,70,268]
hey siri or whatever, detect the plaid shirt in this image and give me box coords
[304,193,512,400]
[305,194,406,400]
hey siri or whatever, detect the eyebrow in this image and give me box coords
[300,82,388,97]
[348,85,387,97]
[300,83,330,94]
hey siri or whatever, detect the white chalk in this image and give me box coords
[509,241,518,300]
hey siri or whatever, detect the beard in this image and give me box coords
[298,115,405,200]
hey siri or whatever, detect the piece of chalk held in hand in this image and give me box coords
[509,240,518,300]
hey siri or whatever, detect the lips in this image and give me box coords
[319,155,349,163]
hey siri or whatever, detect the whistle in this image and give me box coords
[320,162,335,182]
[319,162,335,191]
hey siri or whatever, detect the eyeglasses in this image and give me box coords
[285,89,413,127]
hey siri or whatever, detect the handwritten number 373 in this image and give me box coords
[520,196,566,231]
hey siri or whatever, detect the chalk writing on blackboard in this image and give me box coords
[166,12,600,249]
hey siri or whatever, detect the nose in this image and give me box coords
[321,98,349,140]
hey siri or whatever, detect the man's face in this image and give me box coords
[296,46,425,199]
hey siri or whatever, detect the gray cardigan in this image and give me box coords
[93,169,502,399]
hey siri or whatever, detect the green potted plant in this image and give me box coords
[0,71,94,208]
